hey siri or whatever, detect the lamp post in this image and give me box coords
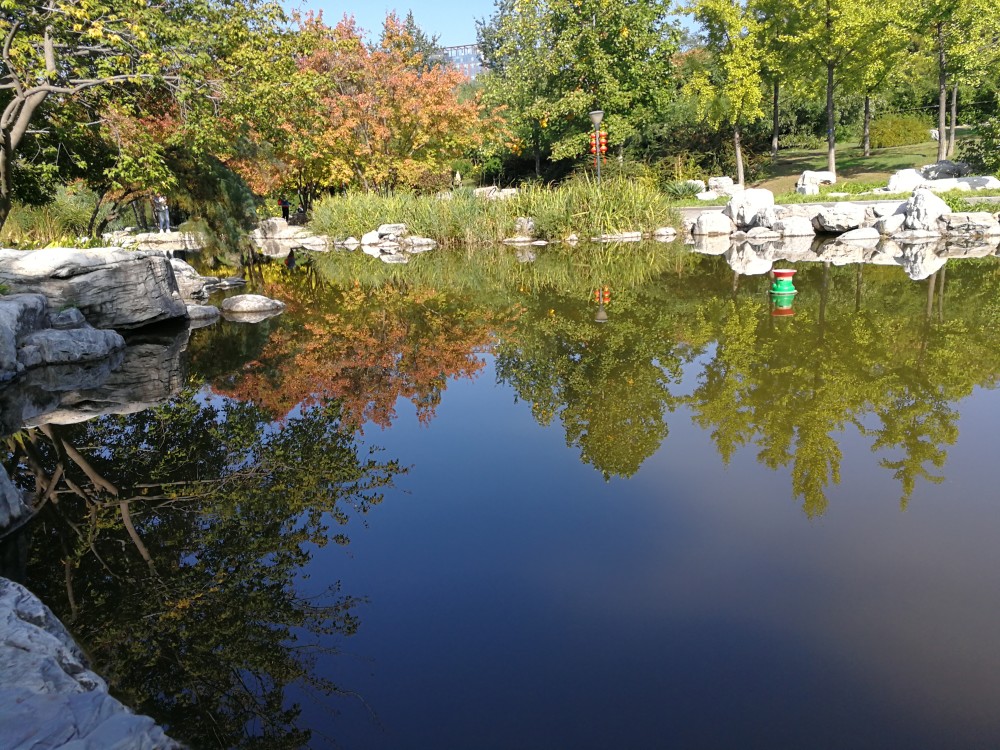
[589,109,604,185]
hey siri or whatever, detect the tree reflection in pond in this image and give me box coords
[3,391,401,749]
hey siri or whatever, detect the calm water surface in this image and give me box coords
[4,241,1000,749]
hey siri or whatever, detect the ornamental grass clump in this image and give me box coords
[311,177,678,246]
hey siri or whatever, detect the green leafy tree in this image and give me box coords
[477,0,679,177]
[687,0,766,186]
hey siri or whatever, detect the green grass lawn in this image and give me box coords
[753,130,974,194]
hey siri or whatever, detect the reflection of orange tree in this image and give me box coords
[219,275,512,428]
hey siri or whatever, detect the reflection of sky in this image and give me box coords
[296,356,1000,748]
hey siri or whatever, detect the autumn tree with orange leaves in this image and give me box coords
[278,14,484,203]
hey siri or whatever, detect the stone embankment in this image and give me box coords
[0,245,282,386]
[685,183,1000,280]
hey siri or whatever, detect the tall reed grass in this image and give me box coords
[310,176,680,246]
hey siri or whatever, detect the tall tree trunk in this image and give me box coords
[937,22,948,162]
[771,79,780,158]
[948,83,958,156]
[0,144,12,231]
[863,95,872,157]
[826,61,836,177]
[734,125,745,187]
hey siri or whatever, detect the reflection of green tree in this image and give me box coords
[300,245,1000,510]
[5,389,400,749]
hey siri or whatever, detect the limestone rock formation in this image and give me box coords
[0,578,182,750]
[0,248,188,329]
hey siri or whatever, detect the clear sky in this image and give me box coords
[287,0,498,46]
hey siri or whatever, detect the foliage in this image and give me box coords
[867,114,934,149]
[959,118,1000,175]
[477,0,680,175]
[268,15,484,198]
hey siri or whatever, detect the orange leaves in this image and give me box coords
[283,14,483,192]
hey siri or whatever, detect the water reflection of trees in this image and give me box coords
[210,247,1000,514]
[2,390,400,749]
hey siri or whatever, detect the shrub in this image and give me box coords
[959,118,1000,176]
[867,115,932,149]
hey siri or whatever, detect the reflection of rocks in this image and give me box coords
[2,327,189,429]
[0,578,181,749]
[692,234,731,255]
[223,309,285,324]
[725,243,773,275]
[1,294,125,385]
[815,238,870,265]
[0,466,29,532]
[0,248,188,329]
[899,241,948,280]
[942,236,1000,258]
[772,234,819,260]
[221,294,285,314]
[251,218,329,258]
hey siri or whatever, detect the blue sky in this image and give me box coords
[287,0,497,46]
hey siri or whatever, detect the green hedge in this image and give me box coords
[867,115,932,149]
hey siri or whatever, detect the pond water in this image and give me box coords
[4,240,1000,748]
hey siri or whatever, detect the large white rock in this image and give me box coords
[722,189,775,229]
[954,176,1000,190]
[797,170,836,189]
[904,188,951,232]
[887,169,927,193]
[0,248,187,329]
[773,216,816,237]
[813,203,867,233]
[377,223,407,238]
[875,213,907,235]
[692,211,736,236]
[937,212,1000,236]
[221,294,285,313]
[708,176,736,195]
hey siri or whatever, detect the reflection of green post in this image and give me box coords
[770,269,797,317]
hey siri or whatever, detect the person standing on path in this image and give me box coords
[153,194,170,233]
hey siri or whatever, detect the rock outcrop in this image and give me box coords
[251,218,329,258]
[0,248,188,329]
[0,578,182,750]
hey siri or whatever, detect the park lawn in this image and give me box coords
[753,132,975,194]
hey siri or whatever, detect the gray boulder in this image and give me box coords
[0,578,182,750]
[813,203,866,233]
[0,295,49,382]
[0,465,29,531]
[920,160,970,179]
[0,248,187,329]
[903,188,951,232]
[221,294,285,314]
[722,189,775,229]
[875,213,907,236]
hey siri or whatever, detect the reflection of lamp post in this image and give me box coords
[589,110,604,185]
[593,284,610,323]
